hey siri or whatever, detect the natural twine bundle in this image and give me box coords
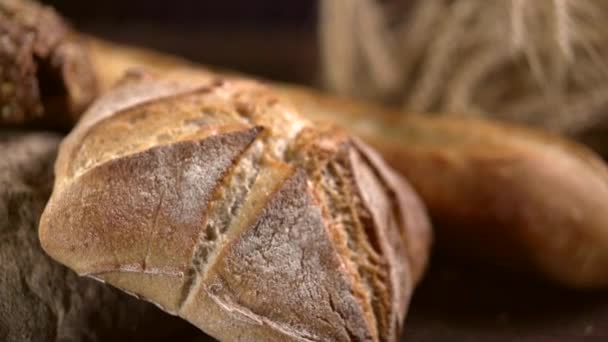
[320,0,608,138]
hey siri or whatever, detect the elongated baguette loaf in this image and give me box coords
[39,73,432,342]
[83,38,608,288]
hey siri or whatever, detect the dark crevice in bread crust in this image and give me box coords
[288,126,396,340]
[347,149,399,340]
[178,127,264,310]
[352,138,431,287]
[308,147,389,341]
[47,126,261,284]
[349,138,431,337]
[329,148,394,341]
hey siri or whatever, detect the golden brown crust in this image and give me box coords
[288,124,431,340]
[281,84,608,289]
[32,31,608,288]
[40,75,431,341]
[184,167,374,341]
[1,131,199,341]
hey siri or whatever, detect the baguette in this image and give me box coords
[39,73,431,341]
[83,38,608,288]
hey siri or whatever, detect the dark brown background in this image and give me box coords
[42,1,608,340]
[46,0,318,84]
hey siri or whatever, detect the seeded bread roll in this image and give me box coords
[39,73,432,342]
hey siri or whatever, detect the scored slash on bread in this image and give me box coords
[282,85,608,289]
[82,38,608,289]
[40,73,431,341]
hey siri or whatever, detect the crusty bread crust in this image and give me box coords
[40,74,431,341]
[84,38,608,288]
[282,85,608,288]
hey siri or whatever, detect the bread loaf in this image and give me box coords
[0,130,200,342]
[39,73,432,341]
[5,0,602,290]
[0,0,96,128]
[81,38,608,288]
[282,85,608,288]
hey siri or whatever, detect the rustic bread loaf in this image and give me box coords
[39,74,431,341]
[0,0,96,128]
[282,85,608,288]
[0,130,200,342]
[83,37,608,288]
